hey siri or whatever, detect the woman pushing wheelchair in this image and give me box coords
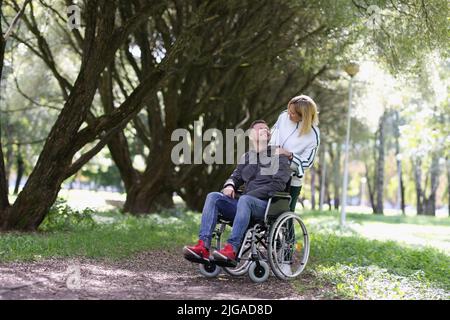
[183,95,320,271]
[271,95,320,212]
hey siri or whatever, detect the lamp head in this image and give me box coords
[345,62,360,77]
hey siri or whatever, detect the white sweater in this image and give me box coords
[270,110,320,187]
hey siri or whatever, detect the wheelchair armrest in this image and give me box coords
[264,192,292,222]
[271,192,291,200]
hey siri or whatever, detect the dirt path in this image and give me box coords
[0,249,318,300]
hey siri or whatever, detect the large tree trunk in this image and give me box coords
[447,156,450,217]
[423,153,440,216]
[3,125,14,191]
[310,166,316,210]
[319,144,327,211]
[326,181,332,211]
[329,144,341,210]
[178,164,233,212]
[0,6,10,211]
[413,158,424,215]
[13,145,24,195]
[393,110,405,214]
[124,184,174,214]
[365,162,376,213]
[123,146,175,214]
[374,112,385,214]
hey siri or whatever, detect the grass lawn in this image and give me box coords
[0,204,448,300]
[0,210,199,262]
[295,210,449,299]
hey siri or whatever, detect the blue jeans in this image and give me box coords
[198,192,268,252]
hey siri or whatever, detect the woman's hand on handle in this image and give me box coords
[275,147,293,160]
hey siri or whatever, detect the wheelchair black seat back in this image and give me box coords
[199,179,310,283]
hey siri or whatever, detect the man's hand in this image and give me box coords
[222,186,235,198]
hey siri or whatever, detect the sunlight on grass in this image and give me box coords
[311,264,448,300]
[58,189,126,211]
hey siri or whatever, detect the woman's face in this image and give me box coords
[287,104,302,123]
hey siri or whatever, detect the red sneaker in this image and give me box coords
[212,244,237,267]
[183,240,210,264]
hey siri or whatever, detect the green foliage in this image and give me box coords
[1,0,449,222]
[38,199,96,232]
[352,0,448,72]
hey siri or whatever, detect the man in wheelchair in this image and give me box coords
[183,120,292,267]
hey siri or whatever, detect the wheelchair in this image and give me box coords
[198,191,310,283]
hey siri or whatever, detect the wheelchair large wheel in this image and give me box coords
[199,262,222,278]
[268,212,309,280]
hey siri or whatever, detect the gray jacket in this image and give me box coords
[223,147,291,200]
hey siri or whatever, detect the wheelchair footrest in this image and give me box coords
[211,258,237,268]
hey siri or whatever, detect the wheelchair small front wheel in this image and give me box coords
[248,261,270,283]
[199,262,222,278]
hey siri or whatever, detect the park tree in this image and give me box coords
[0,0,448,231]
[391,109,406,214]
[107,0,311,212]
[0,0,212,230]
[0,0,31,217]
[406,58,448,215]
[1,41,63,193]
[91,0,361,212]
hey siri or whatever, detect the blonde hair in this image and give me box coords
[288,95,319,135]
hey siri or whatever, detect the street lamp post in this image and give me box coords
[340,62,359,228]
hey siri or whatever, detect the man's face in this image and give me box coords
[250,123,270,144]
